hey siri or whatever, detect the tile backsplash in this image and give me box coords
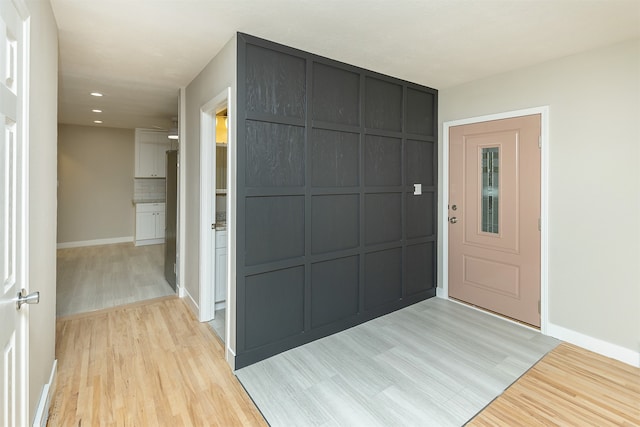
[134,178,166,201]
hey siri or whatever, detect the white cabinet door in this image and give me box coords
[215,231,227,303]
[215,247,227,303]
[135,130,169,177]
[136,141,157,177]
[135,203,166,244]
[136,211,156,240]
[155,141,168,178]
[156,211,166,239]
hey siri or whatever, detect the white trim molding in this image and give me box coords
[32,359,57,427]
[440,106,550,334]
[183,286,199,319]
[56,236,133,249]
[199,88,231,323]
[547,322,640,368]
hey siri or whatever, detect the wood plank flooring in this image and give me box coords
[469,342,640,426]
[236,297,560,426]
[48,296,266,427]
[56,243,174,316]
[49,295,640,426]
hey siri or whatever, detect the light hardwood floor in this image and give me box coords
[49,296,640,426]
[48,296,266,426]
[56,243,175,316]
[469,342,640,426]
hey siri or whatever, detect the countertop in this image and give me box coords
[132,198,166,205]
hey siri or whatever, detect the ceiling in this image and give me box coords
[51,0,640,131]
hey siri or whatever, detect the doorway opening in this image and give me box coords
[209,109,228,341]
[199,88,233,352]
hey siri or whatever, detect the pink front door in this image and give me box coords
[449,115,541,327]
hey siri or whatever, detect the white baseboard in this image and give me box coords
[134,238,165,246]
[177,285,185,298]
[547,322,640,368]
[183,288,199,319]
[227,347,236,372]
[32,359,57,427]
[215,300,226,311]
[57,236,133,249]
[436,287,447,299]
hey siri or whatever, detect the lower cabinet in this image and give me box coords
[215,231,227,309]
[135,203,165,246]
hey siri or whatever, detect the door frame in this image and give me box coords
[440,106,550,334]
[199,88,230,323]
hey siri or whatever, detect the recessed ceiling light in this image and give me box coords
[92,109,102,113]
[94,120,103,124]
[90,92,103,97]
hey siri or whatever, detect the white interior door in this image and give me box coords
[0,0,29,425]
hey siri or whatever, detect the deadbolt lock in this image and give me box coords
[451,205,457,211]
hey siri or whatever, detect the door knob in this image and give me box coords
[449,217,458,224]
[16,288,40,310]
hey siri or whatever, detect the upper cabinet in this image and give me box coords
[135,129,169,178]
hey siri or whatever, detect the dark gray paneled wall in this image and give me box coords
[236,33,437,368]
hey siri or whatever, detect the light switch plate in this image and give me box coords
[413,183,422,195]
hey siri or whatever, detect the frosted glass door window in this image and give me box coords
[481,147,499,233]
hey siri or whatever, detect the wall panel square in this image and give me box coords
[406,242,435,296]
[365,248,402,310]
[365,193,402,245]
[245,196,305,265]
[246,120,305,187]
[312,63,360,126]
[406,139,435,187]
[364,135,402,187]
[245,266,305,349]
[406,192,435,239]
[312,194,359,254]
[311,256,359,328]
[245,44,306,118]
[364,77,403,132]
[311,129,359,187]
[406,88,436,136]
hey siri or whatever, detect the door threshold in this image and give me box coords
[448,297,540,331]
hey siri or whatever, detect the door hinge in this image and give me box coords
[538,218,541,231]
[538,136,542,148]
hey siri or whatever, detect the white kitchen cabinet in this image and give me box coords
[135,203,165,246]
[215,231,227,308]
[156,210,166,239]
[135,129,169,178]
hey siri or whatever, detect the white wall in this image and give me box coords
[184,36,237,354]
[26,0,58,421]
[57,125,135,244]
[439,39,640,362]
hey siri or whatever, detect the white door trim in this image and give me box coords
[199,88,231,323]
[440,106,550,334]
[177,87,186,298]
